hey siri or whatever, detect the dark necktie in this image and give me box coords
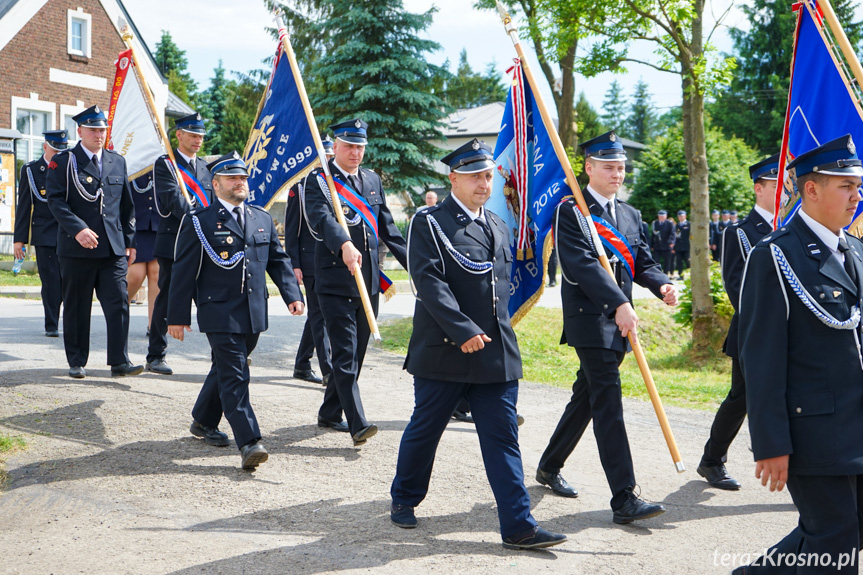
[233,206,245,234]
[189,157,195,173]
[348,174,361,195]
[605,200,617,227]
[839,236,857,283]
[476,217,493,244]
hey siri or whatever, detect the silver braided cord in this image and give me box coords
[426,214,493,274]
[192,215,245,269]
[770,243,861,330]
[26,166,46,203]
[738,227,752,259]
[68,153,102,203]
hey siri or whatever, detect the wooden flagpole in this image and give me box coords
[818,0,863,94]
[272,11,381,343]
[116,17,192,206]
[495,2,684,472]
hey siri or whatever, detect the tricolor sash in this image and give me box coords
[591,214,635,280]
[176,162,210,207]
[326,175,395,300]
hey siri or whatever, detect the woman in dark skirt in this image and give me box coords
[127,171,161,333]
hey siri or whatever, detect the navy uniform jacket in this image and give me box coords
[167,202,303,334]
[152,151,213,260]
[709,220,722,247]
[557,197,670,352]
[304,162,407,297]
[404,197,522,383]
[740,215,863,475]
[284,177,317,276]
[131,172,159,232]
[675,220,691,251]
[721,208,772,358]
[651,219,675,252]
[46,142,135,258]
[14,157,58,247]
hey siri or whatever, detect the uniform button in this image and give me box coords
[249,288,253,292]
[444,337,449,343]
[494,297,500,302]
[819,293,825,299]
[796,407,802,414]
[579,308,583,312]
[148,197,152,200]
[347,298,352,303]
[493,257,497,262]
[148,207,152,210]
[603,304,608,309]
[466,252,470,256]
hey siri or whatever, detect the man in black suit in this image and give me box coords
[709,209,722,261]
[304,119,407,446]
[389,139,566,550]
[14,130,66,337]
[167,152,304,469]
[698,154,779,491]
[45,105,141,379]
[672,210,691,280]
[284,137,334,387]
[535,131,678,524]
[651,209,675,274]
[147,112,213,376]
[736,135,863,574]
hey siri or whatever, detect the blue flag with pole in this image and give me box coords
[776,0,863,232]
[243,41,320,209]
[486,59,572,325]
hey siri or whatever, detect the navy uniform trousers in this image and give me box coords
[538,347,636,509]
[294,273,331,376]
[192,332,261,449]
[317,291,377,431]
[34,246,62,332]
[391,378,535,539]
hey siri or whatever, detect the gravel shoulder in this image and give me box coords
[0,297,795,574]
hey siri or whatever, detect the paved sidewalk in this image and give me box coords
[0,298,795,574]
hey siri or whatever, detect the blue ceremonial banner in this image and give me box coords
[487,59,571,324]
[243,42,319,209]
[777,0,863,230]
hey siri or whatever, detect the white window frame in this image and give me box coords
[60,102,86,144]
[12,95,56,164]
[67,9,92,58]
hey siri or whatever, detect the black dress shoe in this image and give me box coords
[451,410,474,424]
[502,526,567,550]
[352,424,378,446]
[293,368,322,384]
[190,420,230,447]
[317,417,349,432]
[391,503,417,528]
[68,366,86,379]
[536,468,579,498]
[697,463,741,491]
[517,414,525,427]
[146,359,174,375]
[240,440,268,469]
[613,490,666,524]
[321,373,331,387]
[45,330,59,338]
[111,362,144,377]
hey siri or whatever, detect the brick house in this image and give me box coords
[0,0,192,232]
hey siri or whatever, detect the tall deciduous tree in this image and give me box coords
[626,78,657,144]
[579,0,737,350]
[309,0,449,206]
[708,0,863,155]
[629,121,759,216]
[474,0,586,150]
[219,70,267,155]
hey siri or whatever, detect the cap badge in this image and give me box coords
[226,236,234,245]
[609,133,616,142]
[354,119,362,128]
[849,136,856,155]
[232,151,240,160]
[472,140,480,150]
[220,251,229,260]
[196,113,202,121]
[94,106,101,114]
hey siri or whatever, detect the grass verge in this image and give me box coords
[0,433,26,490]
[0,269,42,287]
[379,299,731,411]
